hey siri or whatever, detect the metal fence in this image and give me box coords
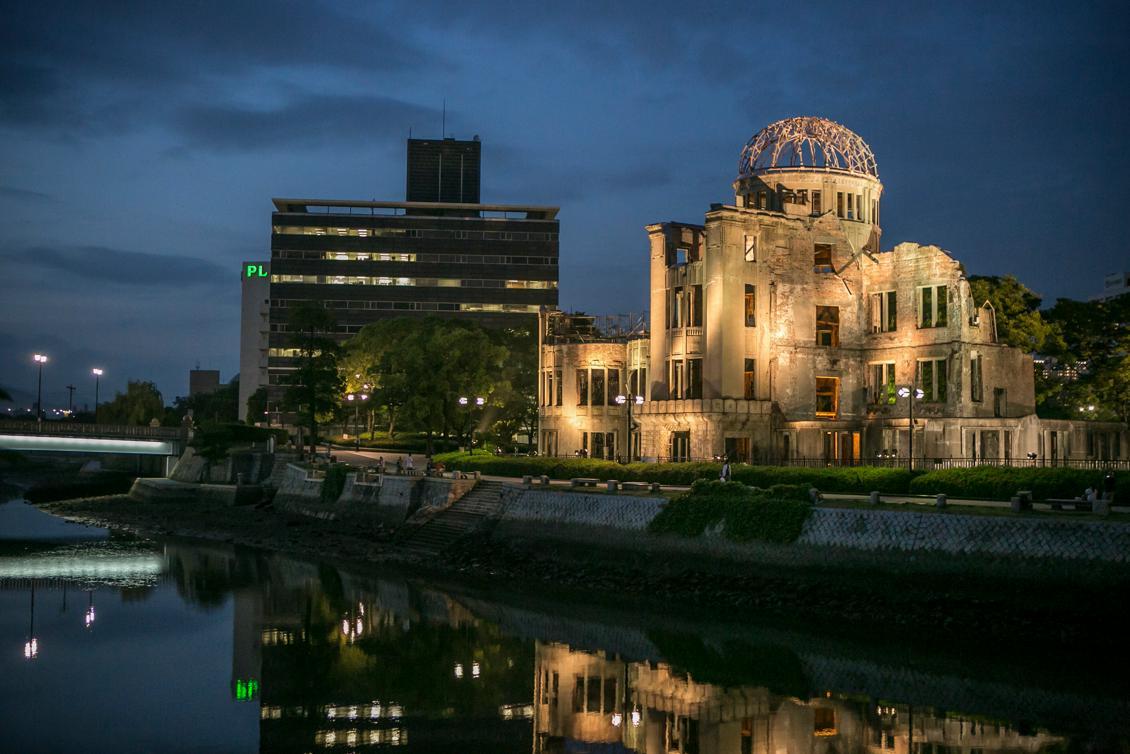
[0,421,186,440]
[537,452,1130,471]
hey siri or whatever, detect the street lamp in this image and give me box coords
[896,385,925,472]
[345,393,369,444]
[91,368,103,424]
[615,393,645,463]
[33,353,48,428]
[459,396,486,454]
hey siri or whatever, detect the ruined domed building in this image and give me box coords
[538,117,1127,464]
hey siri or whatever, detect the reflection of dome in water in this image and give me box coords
[738,116,879,179]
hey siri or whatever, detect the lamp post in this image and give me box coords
[91,368,103,424]
[615,393,645,463]
[346,393,368,446]
[459,396,486,454]
[33,353,48,427]
[897,385,924,472]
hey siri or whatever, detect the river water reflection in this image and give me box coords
[1,498,1126,753]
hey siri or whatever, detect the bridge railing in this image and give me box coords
[0,421,186,441]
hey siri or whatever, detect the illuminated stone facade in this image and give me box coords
[533,641,1063,754]
[539,117,1127,464]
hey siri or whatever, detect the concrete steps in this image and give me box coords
[397,481,505,554]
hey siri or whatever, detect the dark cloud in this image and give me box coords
[0,186,54,202]
[6,245,227,287]
[0,0,441,134]
[174,94,439,150]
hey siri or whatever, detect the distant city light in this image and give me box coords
[454,663,464,679]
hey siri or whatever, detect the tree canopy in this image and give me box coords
[283,302,343,454]
[968,275,1059,353]
[98,380,165,425]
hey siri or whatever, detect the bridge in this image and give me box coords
[0,422,187,469]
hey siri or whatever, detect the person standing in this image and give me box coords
[405,455,415,475]
[720,460,732,482]
[1103,471,1116,502]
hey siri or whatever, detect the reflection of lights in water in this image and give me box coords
[611,712,623,727]
[631,708,641,727]
[454,663,463,679]
[314,728,407,747]
[24,638,38,659]
[388,704,402,719]
[348,705,358,721]
[499,704,536,720]
[84,606,96,628]
[471,661,481,678]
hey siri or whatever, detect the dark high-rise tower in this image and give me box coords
[406,137,481,203]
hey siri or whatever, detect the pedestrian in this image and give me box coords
[720,459,732,482]
[405,454,415,475]
[377,456,385,474]
[1084,485,1097,504]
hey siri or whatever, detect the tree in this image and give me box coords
[171,377,239,426]
[282,303,342,456]
[98,381,165,425]
[0,387,12,402]
[246,386,268,425]
[483,326,538,451]
[1042,293,1130,422]
[345,317,508,454]
[968,275,1059,353]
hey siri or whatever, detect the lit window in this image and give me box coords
[744,359,756,400]
[814,244,834,272]
[870,362,896,405]
[870,291,897,332]
[917,358,948,402]
[815,306,839,347]
[745,285,756,327]
[815,377,839,418]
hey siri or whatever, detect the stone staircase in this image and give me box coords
[396,481,506,554]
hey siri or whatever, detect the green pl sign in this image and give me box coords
[245,264,268,279]
[234,678,260,701]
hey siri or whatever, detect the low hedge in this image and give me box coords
[910,466,1127,501]
[648,480,813,544]
[431,453,915,494]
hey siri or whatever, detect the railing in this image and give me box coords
[537,453,1130,471]
[0,421,186,441]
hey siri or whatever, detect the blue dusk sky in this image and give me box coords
[1,1,1127,407]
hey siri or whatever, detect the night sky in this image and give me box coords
[2,1,1127,409]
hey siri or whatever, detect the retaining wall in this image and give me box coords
[273,465,475,527]
[492,488,1130,567]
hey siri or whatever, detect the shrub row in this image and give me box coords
[432,453,1127,501]
[431,453,915,494]
[909,466,1126,501]
[648,480,813,544]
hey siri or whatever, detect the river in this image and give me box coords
[1,496,1126,753]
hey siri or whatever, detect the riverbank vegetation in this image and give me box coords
[648,480,812,544]
[431,451,1126,501]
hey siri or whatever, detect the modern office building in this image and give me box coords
[189,369,221,396]
[238,136,559,423]
[406,137,481,203]
[538,116,1127,465]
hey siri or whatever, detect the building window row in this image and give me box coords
[273,225,558,241]
[268,301,541,329]
[542,369,563,406]
[273,249,559,266]
[835,192,867,222]
[666,358,703,399]
[666,285,704,329]
[271,274,556,289]
[870,290,897,332]
[580,432,617,461]
[575,367,621,407]
[918,285,948,328]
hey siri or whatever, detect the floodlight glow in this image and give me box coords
[475,397,485,406]
[458,397,468,406]
[91,368,103,376]
[34,353,48,363]
[615,395,627,405]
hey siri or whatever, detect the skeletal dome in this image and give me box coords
[738,116,878,179]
